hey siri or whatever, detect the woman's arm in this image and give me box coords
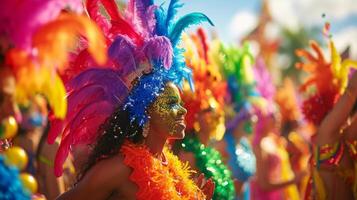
[39,143,65,200]
[316,72,357,145]
[56,155,129,200]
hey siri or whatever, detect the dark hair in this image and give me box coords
[352,100,357,114]
[77,105,144,182]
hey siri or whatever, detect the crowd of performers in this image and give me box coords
[1,0,357,199]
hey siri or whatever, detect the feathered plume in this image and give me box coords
[51,0,213,176]
[182,28,227,140]
[296,39,357,125]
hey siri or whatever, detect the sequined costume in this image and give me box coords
[225,133,255,200]
[305,139,357,199]
[178,134,235,200]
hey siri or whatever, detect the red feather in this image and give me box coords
[197,28,209,63]
[302,89,340,125]
[100,0,120,20]
[86,0,110,38]
[110,19,143,45]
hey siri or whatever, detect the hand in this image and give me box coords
[195,173,215,200]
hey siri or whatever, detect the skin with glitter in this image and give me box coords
[148,82,187,139]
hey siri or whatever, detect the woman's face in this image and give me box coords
[148,82,187,139]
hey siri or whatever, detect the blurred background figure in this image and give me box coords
[249,59,304,200]
[296,37,357,199]
[174,29,236,200]
[212,41,260,200]
[13,95,75,200]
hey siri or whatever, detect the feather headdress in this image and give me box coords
[182,28,227,140]
[212,42,263,131]
[49,0,213,176]
[296,39,357,125]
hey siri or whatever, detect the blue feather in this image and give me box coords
[155,5,167,36]
[169,12,214,46]
[166,0,184,29]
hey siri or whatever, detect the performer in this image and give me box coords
[0,0,106,198]
[213,42,261,200]
[52,0,215,199]
[174,28,236,200]
[296,37,357,199]
[250,59,302,200]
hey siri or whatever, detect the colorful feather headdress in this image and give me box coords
[182,28,227,140]
[1,0,106,119]
[49,0,213,176]
[296,38,357,125]
[212,41,263,131]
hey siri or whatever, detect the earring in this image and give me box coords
[142,123,149,138]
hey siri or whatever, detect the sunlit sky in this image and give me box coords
[133,0,357,58]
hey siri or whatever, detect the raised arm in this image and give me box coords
[316,72,357,145]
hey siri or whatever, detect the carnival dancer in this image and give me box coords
[250,58,303,200]
[52,0,215,199]
[213,42,261,200]
[174,28,236,200]
[296,34,357,199]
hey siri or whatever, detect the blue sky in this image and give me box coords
[172,0,357,58]
[132,0,357,57]
[177,0,260,42]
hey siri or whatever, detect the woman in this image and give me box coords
[58,82,214,199]
[213,42,260,200]
[250,59,303,200]
[52,0,215,199]
[297,39,357,199]
[175,29,235,200]
[14,96,75,199]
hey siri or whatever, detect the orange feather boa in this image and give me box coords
[121,142,206,200]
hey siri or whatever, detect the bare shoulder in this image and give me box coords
[57,153,132,200]
[84,153,131,187]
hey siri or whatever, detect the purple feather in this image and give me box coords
[126,0,155,38]
[253,58,275,105]
[108,37,138,76]
[142,36,173,69]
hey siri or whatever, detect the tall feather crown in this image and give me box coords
[49,0,213,176]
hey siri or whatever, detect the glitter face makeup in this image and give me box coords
[148,82,187,139]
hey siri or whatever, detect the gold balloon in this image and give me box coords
[0,116,18,139]
[4,146,28,170]
[20,173,38,194]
